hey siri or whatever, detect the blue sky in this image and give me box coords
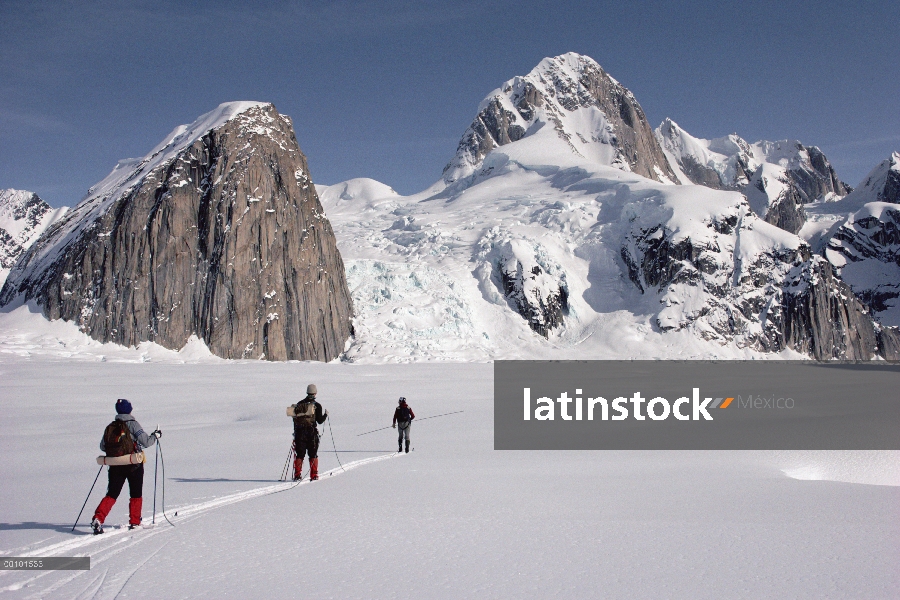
[1,0,897,207]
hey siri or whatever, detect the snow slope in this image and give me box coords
[0,190,67,288]
[0,301,220,363]
[0,356,897,598]
[319,134,827,360]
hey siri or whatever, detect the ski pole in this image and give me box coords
[329,450,398,453]
[416,410,465,422]
[71,465,104,532]
[153,428,159,525]
[357,410,465,436]
[326,414,346,472]
[280,444,294,481]
[356,424,392,437]
[157,437,175,527]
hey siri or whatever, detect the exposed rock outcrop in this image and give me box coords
[877,326,900,361]
[835,152,900,209]
[801,145,852,199]
[820,153,900,329]
[744,167,806,234]
[779,258,879,359]
[620,190,887,360]
[475,233,568,338]
[0,102,353,361]
[443,53,679,185]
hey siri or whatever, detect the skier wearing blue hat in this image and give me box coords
[90,399,161,534]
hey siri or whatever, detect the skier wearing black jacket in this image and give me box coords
[91,399,160,534]
[288,384,328,481]
[392,397,415,453]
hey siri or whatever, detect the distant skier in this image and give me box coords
[91,399,161,534]
[287,384,328,481]
[392,397,415,453]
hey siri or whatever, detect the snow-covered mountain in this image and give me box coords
[655,119,850,234]
[442,53,679,188]
[0,102,353,360]
[315,54,896,361]
[818,153,900,328]
[0,189,67,288]
[831,151,900,210]
[3,54,897,362]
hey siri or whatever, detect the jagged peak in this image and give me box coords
[855,152,899,187]
[488,52,625,110]
[658,117,680,134]
[445,53,676,186]
[0,189,53,230]
[530,52,604,79]
[0,188,41,204]
[832,151,900,211]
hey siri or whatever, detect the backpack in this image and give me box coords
[103,420,136,457]
[397,405,412,422]
[293,400,316,427]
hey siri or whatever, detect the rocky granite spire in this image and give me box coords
[0,102,353,361]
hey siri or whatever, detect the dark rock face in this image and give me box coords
[443,53,679,185]
[677,155,727,189]
[882,167,900,204]
[825,204,900,325]
[754,174,807,235]
[475,234,569,338]
[802,146,851,200]
[453,98,527,168]
[766,142,851,204]
[779,259,878,360]
[620,200,886,360]
[498,256,568,338]
[1,104,353,361]
[877,327,900,361]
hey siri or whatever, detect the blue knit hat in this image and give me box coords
[115,399,133,414]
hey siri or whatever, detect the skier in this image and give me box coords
[392,397,415,453]
[91,399,161,534]
[287,384,328,481]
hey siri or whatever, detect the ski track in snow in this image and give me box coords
[0,453,401,597]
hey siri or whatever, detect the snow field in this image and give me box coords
[1,357,898,598]
[319,162,810,360]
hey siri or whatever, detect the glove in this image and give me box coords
[392,423,396,428]
[324,409,329,418]
[151,430,162,439]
